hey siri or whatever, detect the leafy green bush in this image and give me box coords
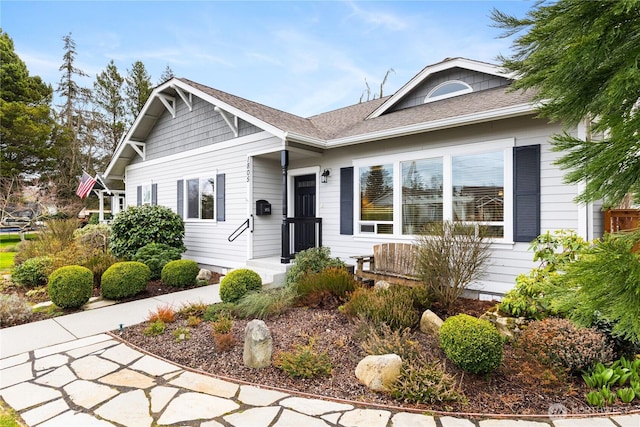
[143,320,166,336]
[342,285,423,331]
[235,287,297,319]
[415,221,491,309]
[275,337,332,378]
[83,252,118,287]
[219,268,262,303]
[518,318,614,373]
[73,224,111,253]
[498,230,589,319]
[294,267,356,304]
[11,256,52,288]
[0,294,32,326]
[203,302,237,322]
[14,219,85,267]
[110,204,185,259]
[161,259,199,288]
[391,361,464,404]
[47,265,94,308]
[101,261,150,300]
[133,243,184,280]
[284,246,345,287]
[439,314,504,375]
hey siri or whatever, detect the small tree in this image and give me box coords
[415,221,491,309]
[110,204,185,259]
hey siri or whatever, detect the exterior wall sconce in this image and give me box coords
[321,169,330,183]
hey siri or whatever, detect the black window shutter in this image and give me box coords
[340,167,354,235]
[151,184,158,205]
[136,186,142,206]
[513,145,541,242]
[176,180,184,218]
[216,173,225,221]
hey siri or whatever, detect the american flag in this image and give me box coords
[76,172,97,199]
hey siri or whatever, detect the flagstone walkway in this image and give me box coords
[0,285,638,426]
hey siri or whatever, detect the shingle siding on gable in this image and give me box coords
[390,68,511,111]
[138,95,262,162]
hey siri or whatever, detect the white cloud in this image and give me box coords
[346,1,409,31]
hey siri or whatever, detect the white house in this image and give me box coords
[103,57,603,296]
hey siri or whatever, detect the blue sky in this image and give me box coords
[2,1,532,117]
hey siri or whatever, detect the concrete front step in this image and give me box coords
[239,257,292,288]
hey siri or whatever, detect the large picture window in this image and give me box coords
[186,177,215,220]
[355,140,513,240]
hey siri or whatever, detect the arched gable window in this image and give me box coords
[424,80,472,103]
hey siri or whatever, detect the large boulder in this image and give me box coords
[419,309,444,335]
[355,354,402,392]
[243,319,273,368]
[196,268,212,284]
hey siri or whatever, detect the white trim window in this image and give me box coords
[354,138,514,241]
[185,176,216,220]
[424,80,473,103]
[141,183,152,205]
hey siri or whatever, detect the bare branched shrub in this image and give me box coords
[415,221,491,309]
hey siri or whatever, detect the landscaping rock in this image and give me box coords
[479,306,527,339]
[419,309,444,335]
[243,320,272,368]
[355,354,402,392]
[197,269,212,283]
[374,280,391,290]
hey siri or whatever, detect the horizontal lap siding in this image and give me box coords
[252,157,282,258]
[291,116,582,294]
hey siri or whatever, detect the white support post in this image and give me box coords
[214,106,239,137]
[158,94,176,118]
[174,86,192,111]
[98,191,105,223]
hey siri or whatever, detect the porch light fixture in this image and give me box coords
[321,169,330,183]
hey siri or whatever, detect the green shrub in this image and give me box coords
[83,252,117,287]
[203,302,237,322]
[439,314,504,375]
[161,259,199,288]
[415,221,491,309]
[294,267,356,303]
[14,219,85,267]
[211,313,233,334]
[0,294,32,326]
[47,265,94,308]
[342,285,423,331]
[12,256,52,288]
[235,287,297,319]
[360,322,421,363]
[391,361,464,404]
[284,246,345,287]
[219,268,262,303]
[518,318,614,373]
[133,243,184,280]
[143,320,166,336]
[110,204,185,259]
[101,261,150,300]
[73,224,111,253]
[275,337,332,378]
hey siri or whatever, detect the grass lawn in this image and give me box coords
[0,233,36,273]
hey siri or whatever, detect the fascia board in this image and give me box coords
[170,79,287,140]
[367,58,516,120]
[328,103,536,148]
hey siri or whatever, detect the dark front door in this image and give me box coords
[294,174,316,252]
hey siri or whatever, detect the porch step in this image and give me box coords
[239,257,292,288]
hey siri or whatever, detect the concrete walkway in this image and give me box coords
[1,285,638,427]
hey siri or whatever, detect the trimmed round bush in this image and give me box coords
[439,313,504,374]
[219,268,262,303]
[133,243,183,280]
[161,259,199,288]
[101,261,150,300]
[12,256,52,288]
[47,265,94,308]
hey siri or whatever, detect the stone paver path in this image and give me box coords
[1,333,639,427]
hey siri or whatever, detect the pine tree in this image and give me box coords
[94,59,126,153]
[125,61,152,122]
[492,1,640,206]
[159,64,175,84]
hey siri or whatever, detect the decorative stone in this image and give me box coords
[197,268,212,283]
[374,280,391,290]
[479,306,528,339]
[419,309,444,335]
[243,319,273,368]
[355,354,402,392]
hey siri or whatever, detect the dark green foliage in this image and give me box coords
[342,285,424,331]
[550,230,640,344]
[492,1,640,205]
[47,265,93,308]
[109,205,185,259]
[439,314,504,375]
[101,261,150,300]
[12,256,52,288]
[219,268,262,303]
[203,302,237,322]
[518,318,614,373]
[284,247,345,287]
[133,243,183,280]
[294,266,356,303]
[161,259,199,288]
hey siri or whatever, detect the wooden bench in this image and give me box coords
[352,243,420,286]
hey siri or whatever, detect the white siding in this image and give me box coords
[251,157,282,258]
